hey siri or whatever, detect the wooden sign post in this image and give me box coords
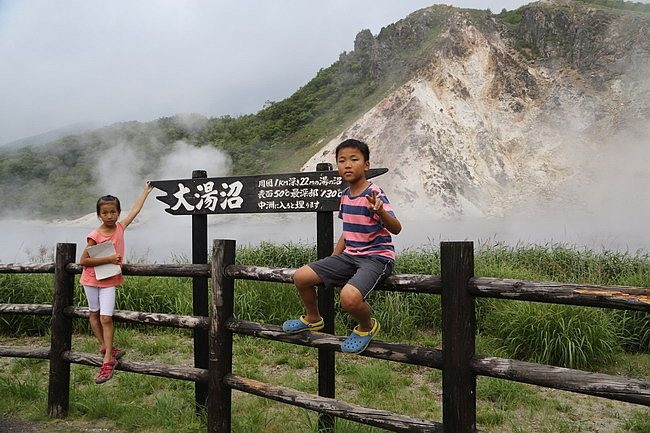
[150,167,387,417]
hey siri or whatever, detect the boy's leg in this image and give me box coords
[340,284,373,332]
[340,256,391,338]
[340,283,381,354]
[282,264,328,333]
[293,265,323,323]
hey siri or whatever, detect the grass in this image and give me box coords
[0,241,649,431]
[0,331,646,433]
[483,301,620,369]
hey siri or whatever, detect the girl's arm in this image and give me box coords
[79,239,121,266]
[120,181,154,229]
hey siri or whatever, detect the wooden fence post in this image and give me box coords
[440,241,476,433]
[192,169,210,412]
[48,242,76,418]
[316,162,335,433]
[208,239,235,433]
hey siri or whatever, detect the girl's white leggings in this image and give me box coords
[83,285,116,316]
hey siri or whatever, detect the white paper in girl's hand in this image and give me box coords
[86,241,121,280]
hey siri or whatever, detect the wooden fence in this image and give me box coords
[0,240,649,433]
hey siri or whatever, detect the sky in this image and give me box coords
[0,0,585,146]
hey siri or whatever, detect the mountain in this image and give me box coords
[303,0,650,219]
[0,122,101,149]
[0,0,648,221]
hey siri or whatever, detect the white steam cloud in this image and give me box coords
[93,139,231,208]
[152,141,232,181]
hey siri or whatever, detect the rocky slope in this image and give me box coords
[303,0,650,221]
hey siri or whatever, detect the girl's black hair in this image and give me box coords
[96,195,121,214]
[335,138,370,161]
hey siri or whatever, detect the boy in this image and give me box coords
[282,138,402,354]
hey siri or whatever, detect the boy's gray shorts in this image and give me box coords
[307,253,393,299]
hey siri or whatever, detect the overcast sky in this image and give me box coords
[1,0,647,145]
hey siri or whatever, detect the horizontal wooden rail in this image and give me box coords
[0,303,52,315]
[64,307,210,330]
[227,319,443,368]
[65,263,211,277]
[225,264,294,283]
[0,346,208,384]
[225,265,443,294]
[63,351,208,382]
[0,263,55,273]
[472,356,650,406]
[0,345,50,359]
[384,274,443,294]
[224,374,445,433]
[470,277,650,311]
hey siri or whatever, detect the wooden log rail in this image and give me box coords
[471,278,650,311]
[64,306,210,330]
[63,351,208,382]
[65,262,211,277]
[472,356,650,406]
[0,303,52,315]
[224,374,444,433]
[0,346,50,359]
[1,263,646,310]
[227,319,444,368]
[226,264,444,294]
[0,263,55,273]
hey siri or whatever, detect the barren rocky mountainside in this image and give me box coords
[304,0,650,221]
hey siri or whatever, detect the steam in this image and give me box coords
[93,137,232,208]
[442,62,650,253]
[95,142,145,202]
[152,141,232,181]
[530,60,650,233]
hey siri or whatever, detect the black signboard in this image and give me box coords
[150,168,388,215]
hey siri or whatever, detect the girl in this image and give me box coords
[79,181,153,384]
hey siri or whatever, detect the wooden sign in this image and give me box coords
[150,168,388,215]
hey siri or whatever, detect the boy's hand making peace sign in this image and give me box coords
[366,190,384,214]
[365,190,401,234]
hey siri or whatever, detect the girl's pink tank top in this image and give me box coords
[79,221,125,287]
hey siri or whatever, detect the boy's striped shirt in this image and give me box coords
[338,182,396,262]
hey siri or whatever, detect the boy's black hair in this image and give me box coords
[96,195,121,214]
[335,138,370,161]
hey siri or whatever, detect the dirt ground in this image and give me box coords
[0,417,39,432]
[0,417,119,433]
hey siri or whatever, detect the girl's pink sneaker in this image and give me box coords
[95,359,116,384]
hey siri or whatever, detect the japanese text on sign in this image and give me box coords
[170,181,244,212]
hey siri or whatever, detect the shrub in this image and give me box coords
[483,301,620,369]
[235,241,315,268]
[614,310,650,353]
